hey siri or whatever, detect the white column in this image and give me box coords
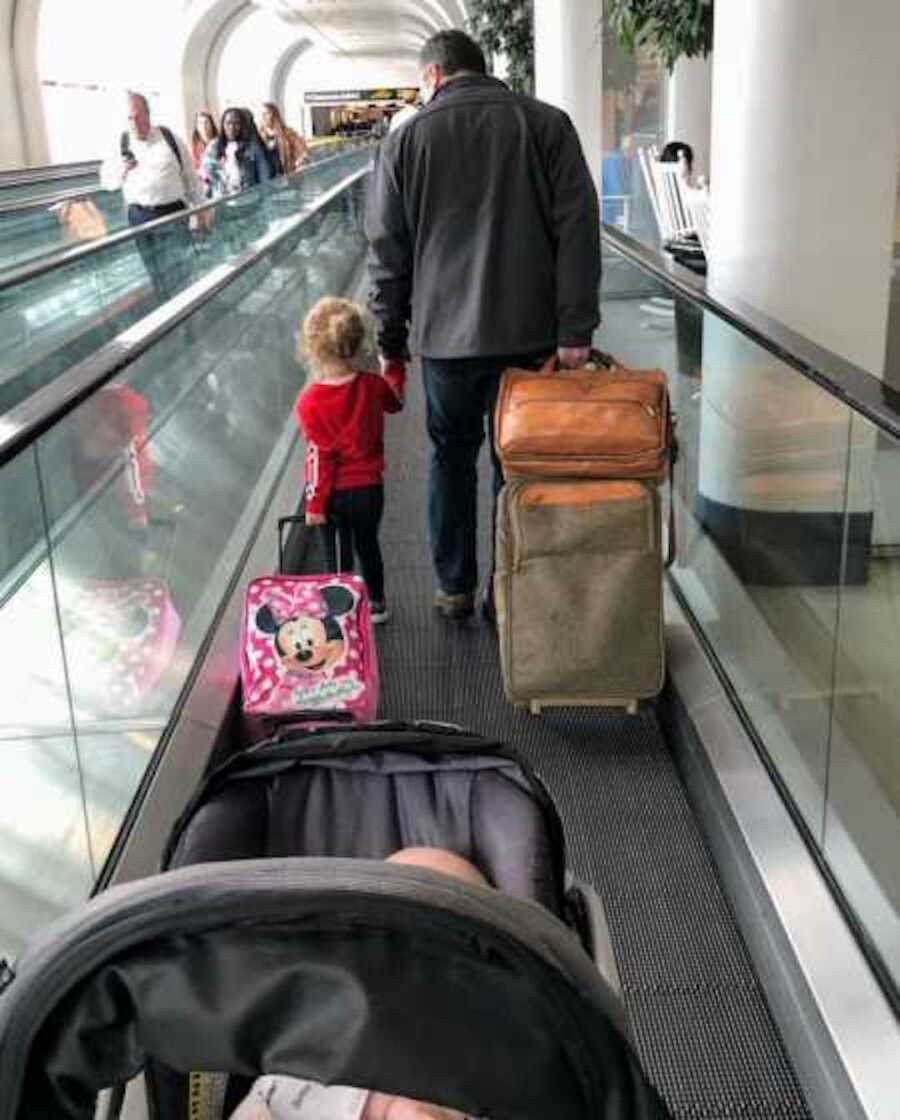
[665,54,712,182]
[533,0,603,191]
[697,0,900,574]
[708,0,900,377]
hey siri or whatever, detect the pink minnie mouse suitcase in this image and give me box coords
[240,517,379,722]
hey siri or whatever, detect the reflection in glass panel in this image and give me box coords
[36,178,369,880]
[0,448,94,962]
[600,17,667,243]
[825,412,900,987]
[0,189,126,276]
[601,246,851,839]
[0,149,371,419]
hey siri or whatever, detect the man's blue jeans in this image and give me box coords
[422,353,548,595]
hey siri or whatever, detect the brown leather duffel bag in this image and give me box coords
[495,351,672,483]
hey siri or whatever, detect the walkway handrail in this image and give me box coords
[0,184,105,217]
[0,160,100,189]
[602,223,900,443]
[0,141,374,295]
[0,164,371,470]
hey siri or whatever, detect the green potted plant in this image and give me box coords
[606,0,713,70]
[467,0,534,94]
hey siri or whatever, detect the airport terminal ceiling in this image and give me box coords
[1,0,470,166]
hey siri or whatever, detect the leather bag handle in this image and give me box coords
[538,349,616,375]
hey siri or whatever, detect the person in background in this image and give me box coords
[191,111,218,196]
[203,107,274,197]
[101,91,201,298]
[259,102,308,176]
[191,112,218,169]
[389,89,420,134]
[366,30,600,623]
[658,140,695,183]
[296,297,406,625]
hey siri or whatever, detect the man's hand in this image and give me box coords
[380,355,407,379]
[557,346,590,369]
[189,210,213,233]
[305,511,326,526]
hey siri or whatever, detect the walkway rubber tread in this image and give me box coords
[303,359,811,1119]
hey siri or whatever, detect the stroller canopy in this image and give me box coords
[164,722,568,915]
[0,859,669,1119]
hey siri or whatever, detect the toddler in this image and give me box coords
[297,297,406,623]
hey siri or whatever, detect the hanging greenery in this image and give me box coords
[606,0,713,71]
[467,0,534,95]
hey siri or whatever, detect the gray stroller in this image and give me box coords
[0,721,671,1119]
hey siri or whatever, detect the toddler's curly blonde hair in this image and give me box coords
[301,297,366,371]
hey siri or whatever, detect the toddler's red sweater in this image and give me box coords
[296,367,405,517]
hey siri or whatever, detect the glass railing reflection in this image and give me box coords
[0,146,372,419]
[0,174,369,961]
[599,237,900,994]
[0,142,362,278]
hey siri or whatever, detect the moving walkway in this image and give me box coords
[0,157,896,1119]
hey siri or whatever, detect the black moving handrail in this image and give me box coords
[0,141,373,295]
[0,164,371,471]
[603,223,900,442]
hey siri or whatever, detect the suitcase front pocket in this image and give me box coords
[511,480,656,565]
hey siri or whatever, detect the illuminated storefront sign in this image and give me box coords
[304,87,418,104]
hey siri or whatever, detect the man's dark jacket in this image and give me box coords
[365,74,601,360]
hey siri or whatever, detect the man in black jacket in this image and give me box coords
[366,30,601,620]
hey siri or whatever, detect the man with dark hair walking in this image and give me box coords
[366,29,601,621]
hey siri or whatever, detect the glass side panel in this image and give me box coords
[0,189,127,275]
[602,236,900,990]
[0,172,98,206]
[0,445,94,963]
[600,15,667,245]
[0,148,372,417]
[601,245,852,841]
[825,412,900,987]
[3,176,368,917]
[0,142,361,279]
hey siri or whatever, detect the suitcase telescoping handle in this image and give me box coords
[538,349,615,374]
[278,514,344,574]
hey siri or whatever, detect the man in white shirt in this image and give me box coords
[388,91,420,134]
[101,91,201,298]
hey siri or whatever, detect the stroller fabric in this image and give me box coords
[0,861,670,1120]
[164,723,567,916]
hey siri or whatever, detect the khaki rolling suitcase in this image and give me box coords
[495,478,665,713]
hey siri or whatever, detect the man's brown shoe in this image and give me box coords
[434,588,476,619]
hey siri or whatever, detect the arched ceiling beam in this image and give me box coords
[269,35,313,108]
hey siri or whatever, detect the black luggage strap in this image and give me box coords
[665,413,679,568]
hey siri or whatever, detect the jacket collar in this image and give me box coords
[431,73,509,104]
